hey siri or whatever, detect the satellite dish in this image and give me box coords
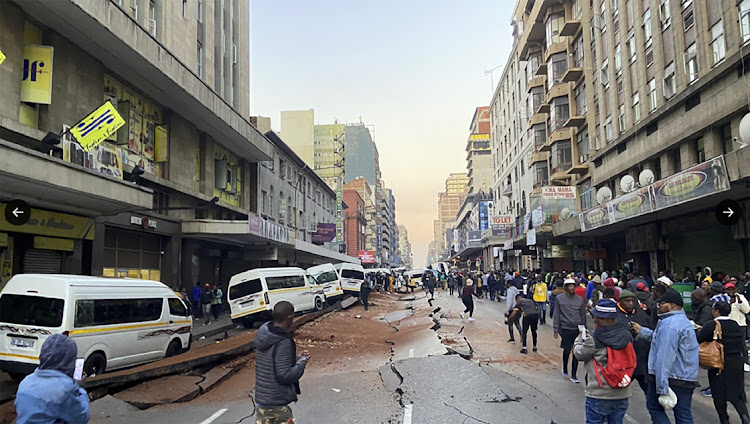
[620,175,636,193]
[639,169,655,187]
[596,186,613,204]
[560,207,572,220]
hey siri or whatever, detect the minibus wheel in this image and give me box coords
[166,339,182,358]
[314,296,325,311]
[84,352,106,377]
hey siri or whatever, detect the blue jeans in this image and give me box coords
[646,379,695,424]
[536,301,547,323]
[585,397,629,424]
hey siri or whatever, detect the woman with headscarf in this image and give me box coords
[460,278,480,322]
[602,278,620,302]
[15,334,89,423]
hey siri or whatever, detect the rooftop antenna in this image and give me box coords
[484,64,504,94]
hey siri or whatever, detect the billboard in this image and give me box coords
[312,223,336,245]
[542,186,576,199]
[21,45,53,104]
[358,250,375,264]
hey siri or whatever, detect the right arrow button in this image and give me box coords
[716,200,743,226]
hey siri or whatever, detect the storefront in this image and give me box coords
[0,204,95,288]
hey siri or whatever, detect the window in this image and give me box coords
[287,197,293,227]
[614,44,622,74]
[601,1,608,33]
[198,0,203,23]
[632,92,641,123]
[577,128,590,162]
[269,186,275,217]
[532,124,547,152]
[663,62,676,98]
[549,96,570,132]
[647,78,657,111]
[696,138,705,162]
[573,36,585,68]
[197,42,203,79]
[548,53,568,88]
[683,6,694,30]
[617,76,624,93]
[710,21,726,65]
[546,13,565,47]
[605,116,614,141]
[262,190,269,215]
[551,140,573,173]
[527,52,541,81]
[660,0,671,29]
[601,59,610,87]
[529,86,544,113]
[520,160,525,176]
[0,294,64,328]
[643,9,653,45]
[612,0,619,15]
[575,83,587,115]
[149,0,156,37]
[684,43,699,83]
[534,162,549,187]
[722,124,734,153]
[646,47,654,67]
[229,279,262,300]
[168,298,188,317]
[619,105,626,130]
[182,0,187,17]
[741,0,750,43]
[627,32,637,62]
[74,298,163,327]
[280,160,286,179]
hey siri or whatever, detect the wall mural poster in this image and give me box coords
[127,110,142,155]
[142,119,155,160]
[213,145,240,207]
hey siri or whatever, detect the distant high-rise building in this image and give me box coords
[344,124,379,187]
[434,172,469,254]
[398,225,413,269]
[467,107,493,194]
[313,123,346,190]
[280,110,315,167]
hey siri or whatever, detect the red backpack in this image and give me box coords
[593,342,637,388]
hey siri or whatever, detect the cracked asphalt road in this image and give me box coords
[86,290,749,423]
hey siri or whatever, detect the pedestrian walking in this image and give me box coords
[697,300,750,424]
[201,283,213,325]
[253,301,309,423]
[505,281,523,343]
[360,273,373,311]
[460,279,478,322]
[574,299,635,424]
[211,284,223,319]
[179,287,193,316]
[648,283,668,329]
[632,289,699,424]
[691,289,714,328]
[553,278,587,384]
[507,293,540,354]
[532,278,548,325]
[615,290,651,395]
[14,334,89,424]
[440,272,447,291]
[192,282,203,319]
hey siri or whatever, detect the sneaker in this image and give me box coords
[507,339,516,344]
[533,347,538,352]
[468,317,475,322]
[570,377,580,384]
[520,348,528,354]
[701,387,712,397]
[460,312,465,319]
[562,369,568,377]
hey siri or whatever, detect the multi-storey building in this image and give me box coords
[435,173,470,255]
[513,0,750,274]
[0,0,355,291]
[344,123,379,187]
[342,187,366,258]
[466,107,494,194]
[280,109,315,168]
[313,123,346,190]
[398,225,414,269]
[343,177,377,265]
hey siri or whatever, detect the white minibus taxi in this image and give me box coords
[0,275,192,381]
[334,263,366,294]
[306,263,344,303]
[228,267,325,328]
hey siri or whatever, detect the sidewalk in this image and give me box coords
[191,312,236,340]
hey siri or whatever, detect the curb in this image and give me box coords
[192,322,236,340]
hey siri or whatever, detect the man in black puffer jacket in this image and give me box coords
[253,301,309,423]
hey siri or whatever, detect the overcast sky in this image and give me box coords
[250,0,514,266]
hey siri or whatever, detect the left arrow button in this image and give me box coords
[4,200,31,226]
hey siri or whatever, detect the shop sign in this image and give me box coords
[526,229,536,246]
[573,247,586,261]
[71,101,126,152]
[585,248,607,260]
[491,226,510,238]
[503,239,513,250]
[21,45,53,104]
[579,205,611,232]
[490,215,513,227]
[0,205,94,240]
[469,133,490,141]
[249,215,292,245]
[312,223,336,245]
[542,186,576,199]
[549,245,573,258]
[130,216,157,229]
[650,156,730,210]
[358,250,375,264]
[610,186,654,221]
[468,230,482,246]
[532,207,544,227]
[33,236,74,252]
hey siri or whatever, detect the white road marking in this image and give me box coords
[624,413,639,424]
[403,404,413,424]
[408,348,415,358]
[198,408,228,424]
[495,321,503,326]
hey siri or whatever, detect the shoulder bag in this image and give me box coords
[699,320,724,374]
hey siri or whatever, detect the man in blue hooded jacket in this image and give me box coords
[15,334,89,424]
[632,289,700,424]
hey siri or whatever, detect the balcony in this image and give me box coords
[534,62,548,77]
[560,20,581,37]
[531,151,549,164]
[536,102,550,114]
[538,138,552,152]
[527,75,546,92]
[550,166,573,182]
[567,163,590,175]
[563,115,586,128]
[562,56,584,83]
[502,185,513,196]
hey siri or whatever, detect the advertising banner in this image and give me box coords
[468,230,482,245]
[358,250,375,264]
[542,186,576,199]
[532,207,544,227]
[527,229,536,246]
[312,223,336,244]
[248,216,292,245]
[585,248,607,259]
[503,239,513,250]
[549,245,573,258]
[71,101,126,152]
[490,215,513,227]
[377,225,383,251]
[21,45,53,104]
[609,185,654,221]
[650,156,730,210]
[579,204,612,232]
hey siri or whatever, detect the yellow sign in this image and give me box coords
[70,101,126,152]
[21,45,53,104]
[469,133,490,141]
[33,236,74,252]
[150,270,161,282]
[0,204,94,240]
[102,268,115,277]
[128,269,140,278]
[0,233,7,248]
[155,125,168,162]
[0,48,6,65]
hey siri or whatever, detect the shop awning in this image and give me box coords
[291,240,360,264]
[0,140,153,217]
[181,220,280,247]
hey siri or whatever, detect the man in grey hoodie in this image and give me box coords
[505,280,522,343]
[253,301,309,423]
[554,278,587,383]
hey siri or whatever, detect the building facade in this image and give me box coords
[435,173,470,255]
[342,187,366,258]
[467,107,494,194]
[398,224,414,269]
[280,109,315,168]
[344,123,379,186]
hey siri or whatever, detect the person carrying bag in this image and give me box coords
[699,318,724,373]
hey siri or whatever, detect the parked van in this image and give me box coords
[333,263,365,294]
[228,267,326,328]
[306,263,344,303]
[405,270,425,288]
[0,275,192,381]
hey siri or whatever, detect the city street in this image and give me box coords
[77,290,742,424]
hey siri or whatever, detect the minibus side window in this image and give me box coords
[229,278,262,300]
[0,294,64,327]
[314,271,337,284]
[168,298,188,317]
[74,298,164,327]
[266,275,305,290]
[341,269,364,280]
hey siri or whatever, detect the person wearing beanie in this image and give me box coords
[574,299,634,423]
[460,278,479,322]
[553,278,587,384]
[615,289,651,396]
[15,334,90,424]
[631,289,699,423]
[603,278,620,302]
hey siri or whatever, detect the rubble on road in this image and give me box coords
[114,375,204,409]
[341,296,359,309]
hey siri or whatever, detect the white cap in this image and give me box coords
[564,278,577,286]
[657,276,673,286]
